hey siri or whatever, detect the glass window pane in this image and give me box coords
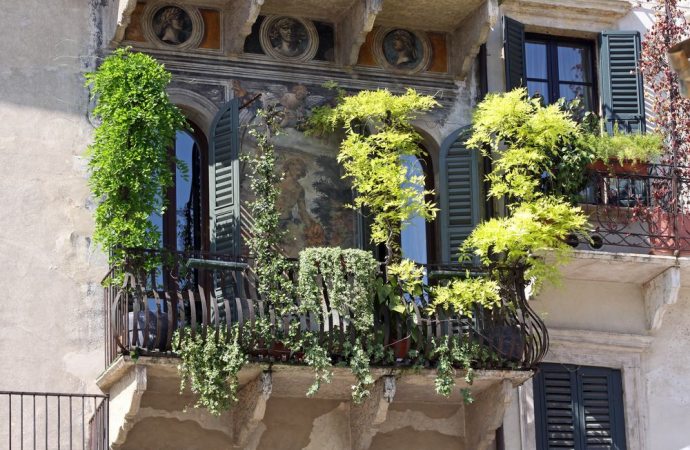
[175,131,199,253]
[526,42,548,79]
[557,45,591,83]
[527,81,550,104]
[559,83,593,110]
[400,155,427,265]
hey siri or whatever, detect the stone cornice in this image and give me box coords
[502,0,632,34]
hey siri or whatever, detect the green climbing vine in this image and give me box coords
[85,47,188,270]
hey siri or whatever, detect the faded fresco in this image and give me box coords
[234,80,357,258]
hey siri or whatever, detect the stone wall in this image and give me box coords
[0,0,106,394]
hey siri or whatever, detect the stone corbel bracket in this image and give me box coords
[109,365,147,449]
[107,0,139,47]
[643,266,681,331]
[233,371,273,447]
[450,0,499,81]
[463,379,513,450]
[349,375,396,450]
[224,0,265,55]
[337,0,384,67]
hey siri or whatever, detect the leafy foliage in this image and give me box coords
[85,48,187,267]
[431,275,501,317]
[588,130,663,164]
[173,326,247,416]
[468,89,593,202]
[298,247,378,332]
[297,247,379,401]
[639,0,690,166]
[309,89,439,264]
[244,108,296,317]
[462,89,590,292]
[433,335,502,403]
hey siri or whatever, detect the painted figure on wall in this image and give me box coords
[153,6,192,45]
[384,29,420,68]
[234,80,356,258]
[269,18,309,58]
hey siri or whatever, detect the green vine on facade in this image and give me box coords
[85,47,188,269]
[308,88,439,267]
[463,88,590,292]
[244,108,295,317]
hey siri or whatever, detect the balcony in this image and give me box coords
[570,163,690,256]
[98,249,547,449]
[103,250,547,370]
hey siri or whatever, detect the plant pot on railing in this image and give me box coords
[587,158,650,176]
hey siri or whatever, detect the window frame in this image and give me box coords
[161,121,211,255]
[524,33,599,112]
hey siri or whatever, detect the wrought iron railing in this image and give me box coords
[573,163,690,254]
[104,250,548,372]
[0,391,108,450]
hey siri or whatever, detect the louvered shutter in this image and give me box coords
[504,16,526,91]
[534,364,628,450]
[209,98,241,256]
[439,127,481,263]
[599,31,646,134]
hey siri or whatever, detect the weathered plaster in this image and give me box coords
[643,266,681,331]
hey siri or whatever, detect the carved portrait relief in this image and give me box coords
[153,6,192,45]
[143,3,204,50]
[259,16,319,62]
[373,28,432,73]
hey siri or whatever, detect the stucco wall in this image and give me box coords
[644,286,690,450]
[0,0,106,393]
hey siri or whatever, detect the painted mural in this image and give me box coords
[234,80,357,258]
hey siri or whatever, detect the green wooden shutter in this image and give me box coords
[504,16,526,91]
[209,98,241,256]
[439,127,481,263]
[534,363,628,450]
[599,31,646,134]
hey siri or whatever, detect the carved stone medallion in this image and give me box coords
[144,3,204,50]
[373,28,432,73]
[259,16,319,62]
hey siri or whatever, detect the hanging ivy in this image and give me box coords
[173,326,248,416]
[85,47,188,270]
[243,108,295,317]
[297,247,379,402]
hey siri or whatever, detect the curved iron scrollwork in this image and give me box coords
[105,250,549,371]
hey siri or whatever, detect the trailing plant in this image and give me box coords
[467,89,593,203]
[173,326,247,416]
[464,89,590,291]
[244,107,296,317]
[433,335,501,404]
[349,338,376,404]
[297,247,379,401]
[298,247,378,332]
[640,0,690,167]
[85,47,188,270]
[308,89,439,265]
[431,275,501,316]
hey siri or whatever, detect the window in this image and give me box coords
[525,35,596,110]
[151,127,208,255]
[534,363,628,449]
[401,153,436,265]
